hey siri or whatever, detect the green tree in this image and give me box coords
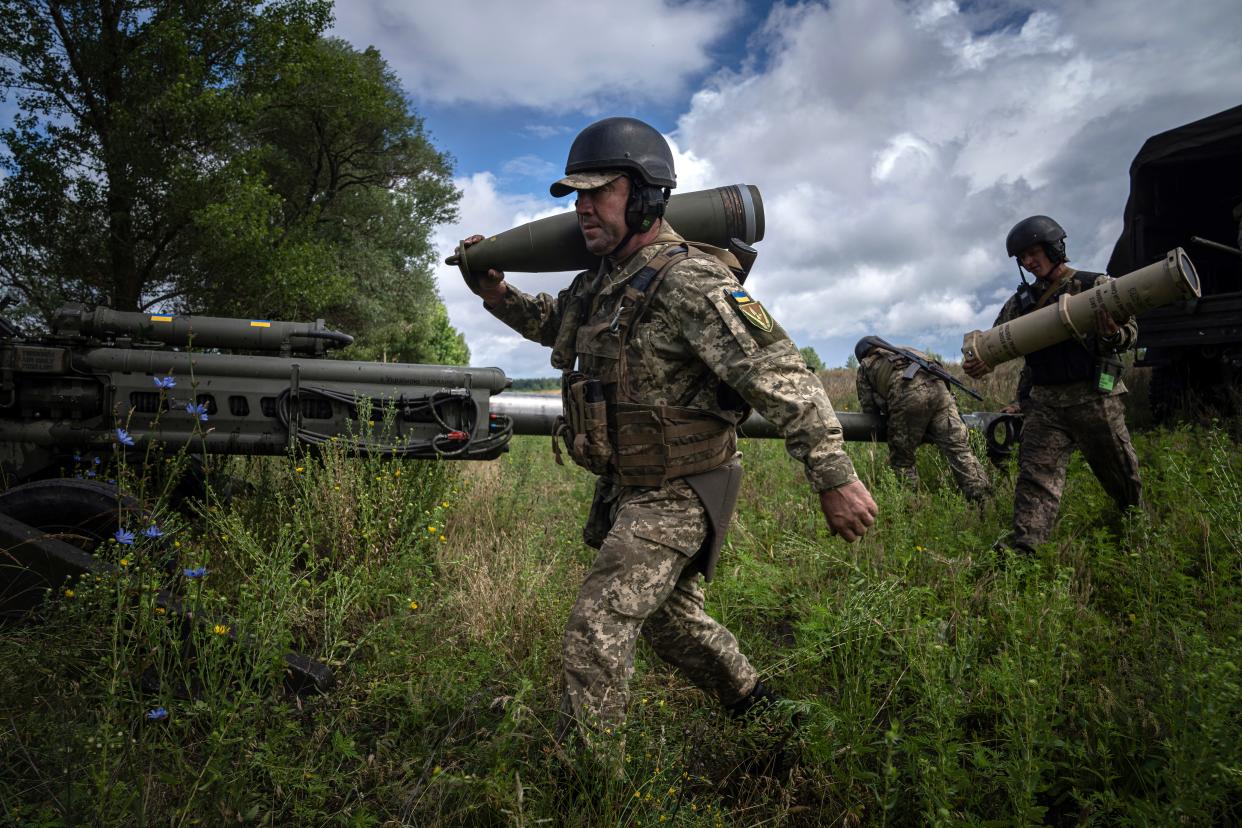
[845,354,859,370]
[800,345,825,372]
[0,2,465,364]
[0,0,329,319]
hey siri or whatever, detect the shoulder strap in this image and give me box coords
[615,244,693,398]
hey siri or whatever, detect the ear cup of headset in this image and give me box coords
[625,181,670,232]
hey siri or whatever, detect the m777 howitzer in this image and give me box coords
[1,302,515,483]
[0,303,516,693]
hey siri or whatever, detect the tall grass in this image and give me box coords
[1,416,1239,825]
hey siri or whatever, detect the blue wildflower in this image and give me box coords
[93,456,101,465]
[114,528,135,545]
[85,470,96,478]
[116,427,135,447]
[146,707,168,721]
[183,566,208,579]
[185,401,209,422]
[152,375,176,390]
[143,524,163,539]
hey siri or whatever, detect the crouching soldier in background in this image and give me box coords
[459,116,877,755]
[964,215,1142,554]
[854,337,991,502]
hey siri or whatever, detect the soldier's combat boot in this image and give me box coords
[725,681,782,719]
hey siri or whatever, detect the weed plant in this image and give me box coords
[1,417,1239,825]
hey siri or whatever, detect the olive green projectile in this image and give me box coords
[448,184,764,275]
[962,248,1202,368]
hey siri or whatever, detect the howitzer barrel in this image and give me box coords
[449,184,764,275]
[489,395,1022,460]
[490,394,884,441]
[962,248,1201,368]
[53,304,354,354]
[77,348,509,391]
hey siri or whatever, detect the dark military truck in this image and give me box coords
[1107,104,1242,422]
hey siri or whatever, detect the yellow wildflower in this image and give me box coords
[633,791,641,799]
[174,541,181,548]
[408,601,419,611]
[63,588,75,598]
[155,606,166,615]
[119,558,130,567]
[427,526,438,534]
[915,545,925,553]
[439,535,446,543]
[212,624,230,636]
[394,469,402,477]
[441,501,449,508]
[295,467,304,473]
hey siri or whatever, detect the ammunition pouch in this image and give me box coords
[554,371,612,475]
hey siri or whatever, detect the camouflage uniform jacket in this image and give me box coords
[856,345,939,416]
[487,222,858,492]
[993,267,1138,408]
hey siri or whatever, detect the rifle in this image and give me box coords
[869,337,983,401]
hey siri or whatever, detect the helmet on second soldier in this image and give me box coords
[1006,215,1068,264]
[854,335,885,362]
[550,117,676,232]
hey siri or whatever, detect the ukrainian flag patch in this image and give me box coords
[149,315,173,323]
[249,320,272,328]
[728,289,773,332]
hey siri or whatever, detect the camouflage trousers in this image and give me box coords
[1011,394,1142,552]
[558,476,758,741]
[886,376,991,501]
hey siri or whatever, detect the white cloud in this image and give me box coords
[501,154,559,179]
[412,0,1241,374]
[671,0,1242,365]
[332,0,743,109]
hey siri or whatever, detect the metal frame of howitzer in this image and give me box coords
[1,305,516,484]
[489,394,1023,462]
[0,304,518,694]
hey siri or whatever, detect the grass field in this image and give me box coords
[1,383,1239,826]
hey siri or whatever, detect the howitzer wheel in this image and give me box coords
[0,479,147,617]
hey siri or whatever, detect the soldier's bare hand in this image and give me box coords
[1094,306,1120,337]
[963,356,991,379]
[458,234,507,305]
[819,480,878,542]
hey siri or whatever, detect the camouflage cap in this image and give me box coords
[549,170,625,198]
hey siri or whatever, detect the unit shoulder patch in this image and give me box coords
[727,289,774,332]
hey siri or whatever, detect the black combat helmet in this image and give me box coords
[1006,215,1068,263]
[550,117,676,233]
[854,335,885,362]
[553,117,676,193]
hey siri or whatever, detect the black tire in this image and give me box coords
[0,479,148,617]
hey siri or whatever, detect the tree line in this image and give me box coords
[0,0,468,363]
